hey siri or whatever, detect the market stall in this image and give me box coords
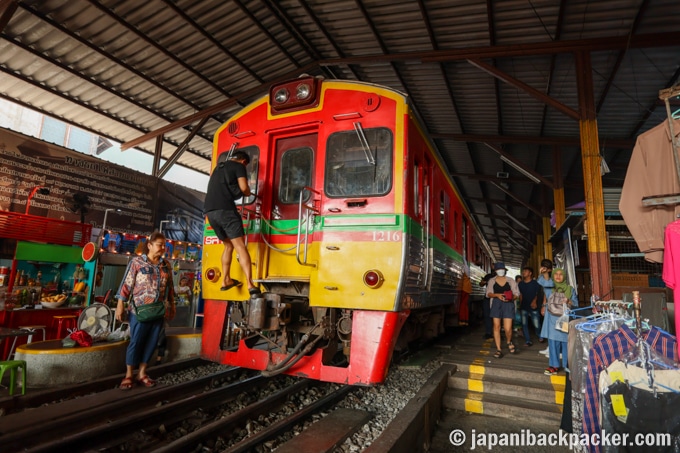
[92,231,202,328]
[0,211,92,358]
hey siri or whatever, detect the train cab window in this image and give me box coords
[325,127,392,197]
[278,147,313,204]
[216,145,259,205]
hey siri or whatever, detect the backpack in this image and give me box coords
[547,289,571,316]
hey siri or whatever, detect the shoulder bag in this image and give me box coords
[133,261,169,323]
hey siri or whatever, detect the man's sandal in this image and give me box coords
[507,342,516,354]
[493,350,503,359]
[119,377,134,390]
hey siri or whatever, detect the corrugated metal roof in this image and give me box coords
[0,0,679,266]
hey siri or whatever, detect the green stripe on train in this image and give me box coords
[209,213,463,261]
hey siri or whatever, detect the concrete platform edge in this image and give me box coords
[364,364,457,453]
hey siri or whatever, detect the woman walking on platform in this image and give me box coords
[486,262,520,358]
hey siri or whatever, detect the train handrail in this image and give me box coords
[237,197,260,247]
[296,186,320,267]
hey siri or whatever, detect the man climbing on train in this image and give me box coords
[204,151,261,296]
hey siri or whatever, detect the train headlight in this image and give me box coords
[205,267,221,283]
[296,83,311,100]
[273,88,289,104]
[363,270,384,289]
[269,76,320,114]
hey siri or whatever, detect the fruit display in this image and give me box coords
[41,293,68,304]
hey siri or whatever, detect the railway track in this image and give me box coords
[1,349,453,452]
[0,358,361,452]
[0,357,208,416]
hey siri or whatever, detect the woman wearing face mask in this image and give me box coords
[486,262,520,358]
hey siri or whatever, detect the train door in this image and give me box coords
[414,157,433,290]
[268,134,318,275]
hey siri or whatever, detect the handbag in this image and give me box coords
[547,290,569,316]
[134,300,166,322]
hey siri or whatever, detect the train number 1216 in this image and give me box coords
[372,231,401,242]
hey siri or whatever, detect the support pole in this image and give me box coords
[553,146,566,228]
[575,51,611,300]
[542,217,552,261]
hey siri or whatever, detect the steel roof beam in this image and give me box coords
[157,116,210,179]
[123,32,680,150]
[264,0,361,81]
[121,62,318,150]
[0,0,18,34]
[468,58,580,121]
[0,33,214,157]
[430,132,633,149]
[83,0,237,102]
[416,0,496,261]
[483,142,554,189]
[484,0,503,258]
[449,172,578,190]
[317,32,680,65]
[161,0,264,83]
[234,0,302,68]
[490,182,543,217]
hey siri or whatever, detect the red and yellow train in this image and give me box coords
[201,76,493,385]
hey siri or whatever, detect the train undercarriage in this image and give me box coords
[202,290,455,385]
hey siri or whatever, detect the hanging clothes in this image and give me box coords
[663,219,680,360]
[582,324,677,453]
[619,118,680,263]
[600,380,680,453]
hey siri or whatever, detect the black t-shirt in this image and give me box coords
[203,160,247,213]
[518,279,541,311]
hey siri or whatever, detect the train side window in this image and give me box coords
[217,145,259,205]
[414,161,420,217]
[462,216,468,259]
[453,211,458,248]
[325,127,393,197]
[278,147,313,204]
[440,191,449,239]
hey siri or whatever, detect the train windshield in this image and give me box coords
[325,127,393,197]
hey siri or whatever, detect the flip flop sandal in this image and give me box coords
[136,375,156,387]
[493,350,503,359]
[248,287,262,296]
[507,342,516,354]
[119,377,134,390]
[220,279,242,291]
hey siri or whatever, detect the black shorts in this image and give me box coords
[206,209,244,241]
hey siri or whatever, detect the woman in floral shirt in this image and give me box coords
[115,231,175,389]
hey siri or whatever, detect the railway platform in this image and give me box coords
[7,326,201,389]
[427,323,572,452]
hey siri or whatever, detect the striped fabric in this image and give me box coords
[582,324,677,453]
